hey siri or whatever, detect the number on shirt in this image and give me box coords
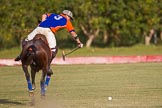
[54,15,63,20]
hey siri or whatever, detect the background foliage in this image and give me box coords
[0,0,162,49]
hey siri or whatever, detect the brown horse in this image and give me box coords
[20,34,53,96]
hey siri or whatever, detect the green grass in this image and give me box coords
[0,45,162,58]
[0,63,162,108]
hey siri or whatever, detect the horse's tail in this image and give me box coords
[27,45,37,56]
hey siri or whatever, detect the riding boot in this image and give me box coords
[50,51,57,63]
[15,39,28,61]
[14,50,23,61]
[47,52,54,75]
[15,55,21,61]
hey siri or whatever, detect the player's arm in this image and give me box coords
[42,14,47,21]
[71,31,83,48]
[41,13,51,21]
[67,20,83,48]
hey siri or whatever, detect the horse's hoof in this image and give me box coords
[32,85,36,90]
[29,90,34,97]
[32,87,35,90]
[45,84,48,91]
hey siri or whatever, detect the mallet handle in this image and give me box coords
[64,46,80,56]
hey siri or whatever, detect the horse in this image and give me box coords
[20,34,53,96]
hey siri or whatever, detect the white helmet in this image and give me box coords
[62,10,73,20]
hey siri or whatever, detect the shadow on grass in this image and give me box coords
[0,99,25,105]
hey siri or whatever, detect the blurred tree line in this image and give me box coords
[0,0,162,49]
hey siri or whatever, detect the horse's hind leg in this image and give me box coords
[40,70,46,96]
[45,73,51,90]
[22,65,34,96]
[31,69,36,90]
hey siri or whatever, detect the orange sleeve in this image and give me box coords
[66,20,75,32]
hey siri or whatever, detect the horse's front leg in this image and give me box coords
[31,68,36,90]
[40,70,46,96]
[22,65,33,96]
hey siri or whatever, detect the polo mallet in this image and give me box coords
[62,46,80,61]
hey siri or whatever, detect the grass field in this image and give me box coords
[0,63,162,108]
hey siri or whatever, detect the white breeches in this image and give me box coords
[26,27,56,52]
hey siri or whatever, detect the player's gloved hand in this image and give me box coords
[78,43,83,48]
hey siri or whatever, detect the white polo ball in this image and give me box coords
[108,96,112,100]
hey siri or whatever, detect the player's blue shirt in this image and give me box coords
[39,14,66,28]
[39,13,74,33]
